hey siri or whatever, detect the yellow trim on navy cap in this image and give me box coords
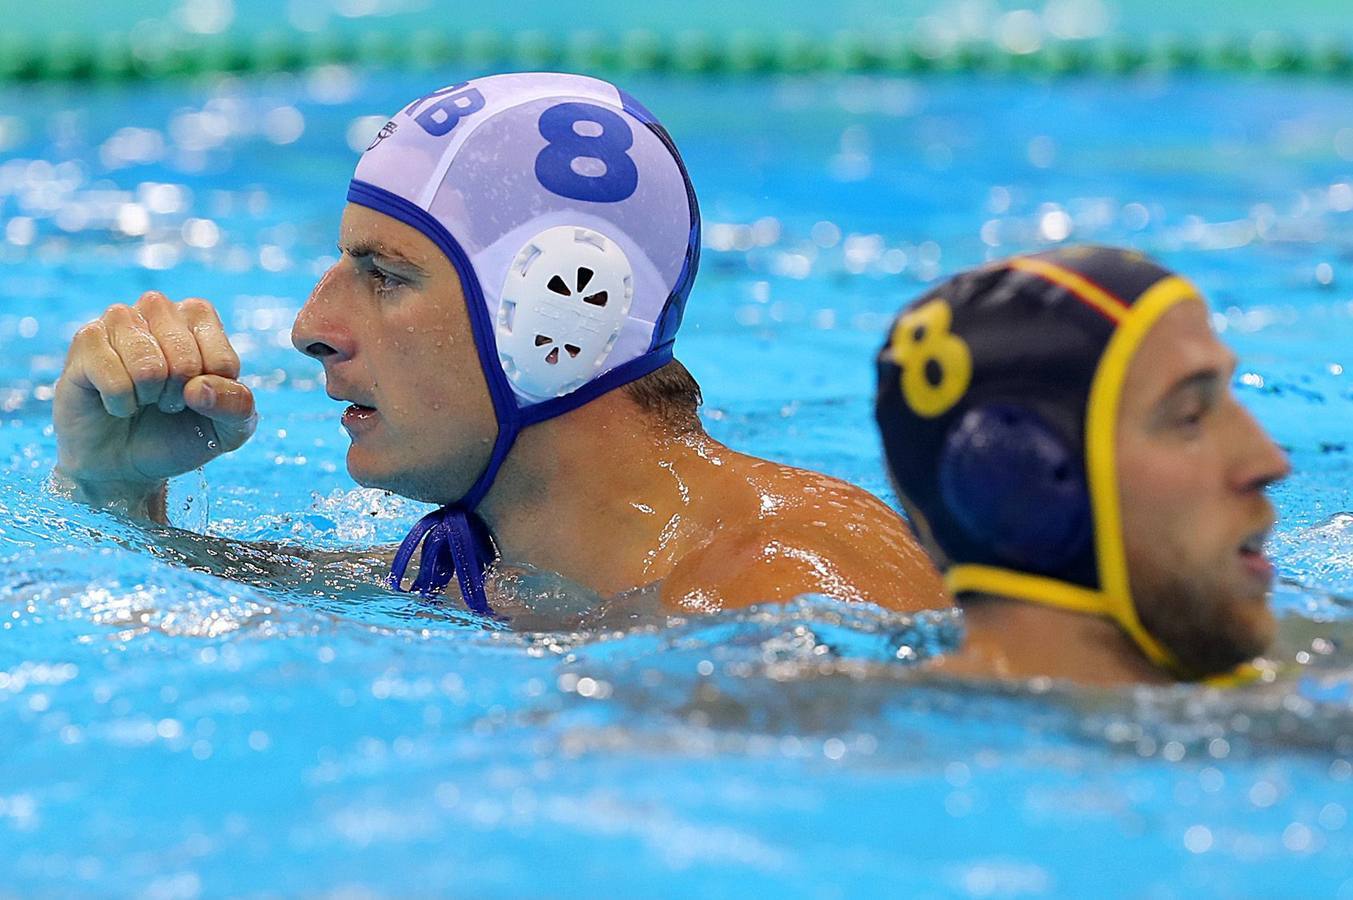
[944,273,1208,680]
[1199,662,1267,689]
[946,564,1111,615]
[1083,274,1199,673]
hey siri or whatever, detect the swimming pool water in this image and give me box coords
[2,70,1353,896]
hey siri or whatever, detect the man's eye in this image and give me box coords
[368,266,407,293]
[1174,405,1205,429]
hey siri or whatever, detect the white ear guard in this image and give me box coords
[496,225,635,402]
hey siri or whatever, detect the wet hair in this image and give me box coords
[623,358,704,434]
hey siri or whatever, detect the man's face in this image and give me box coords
[291,203,497,503]
[1117,299,1290,675]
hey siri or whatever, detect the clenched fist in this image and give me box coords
[53,291,257,512]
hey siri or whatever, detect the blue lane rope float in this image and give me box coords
[1,31,1351,83]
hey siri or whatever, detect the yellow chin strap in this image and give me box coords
[946,272,1251,685]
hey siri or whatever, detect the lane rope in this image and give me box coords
[0,30,1350,83]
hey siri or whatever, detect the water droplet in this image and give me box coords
[206,440,218,450]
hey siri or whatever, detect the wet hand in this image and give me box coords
[53,292,258,493]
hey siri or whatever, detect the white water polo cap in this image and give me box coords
[350,72,698,413]
[352,74,701,607]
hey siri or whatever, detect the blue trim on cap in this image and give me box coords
[616,94,702,354]
[347,179,522,511]
[617,89,658,125]
[654,214,701,350]
[518,344,673,427]
[348,178,515,615]
[346,181,516,427]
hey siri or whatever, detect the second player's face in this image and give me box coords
[1116,299,1290,675]
[291,203,498,503]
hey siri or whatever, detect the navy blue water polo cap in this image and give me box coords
[875,245,1206,674]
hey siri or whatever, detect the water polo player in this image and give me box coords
[52,72,945,617]
[875,245,1290,684]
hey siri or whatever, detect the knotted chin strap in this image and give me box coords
[388,506,496,615]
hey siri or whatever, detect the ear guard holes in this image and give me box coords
[496,225,634,401]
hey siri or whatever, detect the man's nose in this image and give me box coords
[292,263,354,361]
[1230,404,1291,493]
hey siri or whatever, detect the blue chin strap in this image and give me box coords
[388,505,498,614]
[349,179,697,615]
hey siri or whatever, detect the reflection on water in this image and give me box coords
[2,470,1351,894]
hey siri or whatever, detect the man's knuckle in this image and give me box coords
[202,340,239,372]
[106,304,151,332]
[74,321,105,343]
[179,297,216,318]
[129,359,168,383]
[95,370,135,401]
[164,333,202,363]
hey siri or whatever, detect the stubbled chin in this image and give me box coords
[1223,594,1277,660]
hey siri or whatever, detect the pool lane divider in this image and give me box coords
[1,31,1352,83]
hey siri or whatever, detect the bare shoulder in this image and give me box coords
[663,459,947,614]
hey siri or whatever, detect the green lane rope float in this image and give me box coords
[1,30,1350,83]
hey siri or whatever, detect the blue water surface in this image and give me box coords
[2,69,1353,897]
